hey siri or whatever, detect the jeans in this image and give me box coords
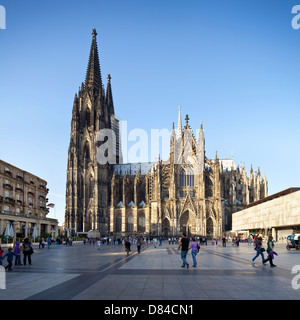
[15,254,22,265]
[5,260,13,270]
[181,250,188,266]
[252,248,265,262]
[23,253,32,265]
[191,250,197,266]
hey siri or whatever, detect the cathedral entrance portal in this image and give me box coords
[162,218,170,238]
[206,218,214,239]
[180,210,194,237]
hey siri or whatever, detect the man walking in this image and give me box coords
[177,233,190,268]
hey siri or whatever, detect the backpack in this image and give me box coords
[24,244,32,253]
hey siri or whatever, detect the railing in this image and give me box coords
[3,183,13,190]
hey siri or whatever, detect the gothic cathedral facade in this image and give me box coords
[65,30,268,238]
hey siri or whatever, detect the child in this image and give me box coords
[0,246,4,266]
[97,239,101,250]
[2,247,16,271]
[13,241,22,266]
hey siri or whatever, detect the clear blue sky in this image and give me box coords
[1,0,299,226]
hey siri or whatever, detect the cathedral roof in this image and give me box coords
[113,162,155,176]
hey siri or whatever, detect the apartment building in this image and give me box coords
[0,159,58,240]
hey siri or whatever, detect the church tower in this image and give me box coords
[65,29,120,235]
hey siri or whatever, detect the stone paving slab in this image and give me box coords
[0,241,299,301]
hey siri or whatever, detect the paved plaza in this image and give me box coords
[1,240,300,301]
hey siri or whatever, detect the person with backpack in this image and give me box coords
[22,238,33,265]
[251,236,265,265]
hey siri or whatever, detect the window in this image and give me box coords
[4,205,10,213]
[127,213,133,232]
[4,190,10,198]
[138,212,145,232]
[179,167,194,187]
[115,214,122,232]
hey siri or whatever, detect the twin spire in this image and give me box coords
[85,28,113,107]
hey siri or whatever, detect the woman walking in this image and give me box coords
[263,236,277,267]
[137,238,142,254]
[190,237,199,267]
[124,239,131,256]
[22,238,33,265]
[251,237,265,264]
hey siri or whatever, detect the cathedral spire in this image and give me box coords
[177,104,182,139]
[106,73,114,115]
[85,28,102,92]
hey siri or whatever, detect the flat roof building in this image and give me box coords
[232,187,300,241]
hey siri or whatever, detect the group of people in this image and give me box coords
[251,235,277,267]
[177,234,201,268]
[124,237,144,255]
[0,238,34,271]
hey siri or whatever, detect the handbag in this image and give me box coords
[260,248,265,252]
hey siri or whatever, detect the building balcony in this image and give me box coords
[16,200,23,205]
[0,196,3,202]
[39,195,45,200]
[4,170,12,177]
[3,183,13,190]
[16,175,23,181]
[16,187,23,192]
[28,191,34,196]
[4,197,15,205]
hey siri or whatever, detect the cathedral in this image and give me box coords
[64,29,268,238]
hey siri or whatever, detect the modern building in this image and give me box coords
[64,29,268,238]
[232,187,300,242]
[0,159,58,240]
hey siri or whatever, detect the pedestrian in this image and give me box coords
[125,239,131,256]
[222,236,226,247]
[2,247,16,271]
[137,238,142,254]
[47,237,51,249]
[190,237,199,267]
[0,245,4,266]
[263,236,277,267]
[153,237,157,248]
[251,236,265,265]
[177,233,190,268]
[39,238,43,249]
[97,239,101,250]
[23,238,33,265]
[13,241,22,266]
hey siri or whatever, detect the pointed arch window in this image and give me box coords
[179,167,194,187]
[127,213,134,232]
